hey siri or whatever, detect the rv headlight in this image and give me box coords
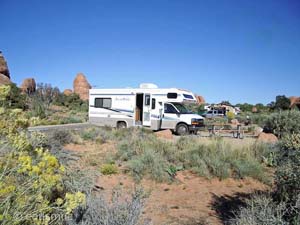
[191,118,199,125]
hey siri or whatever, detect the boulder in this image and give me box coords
[73,73,91,100]
[254,126,263,136]
[0,73,11,85]
[252,106,258,113]
[20,78,36,94]
[257,132,278,143]
[290,96,300,108]
[195,95,205,104]
[63,89,73,96]
[0,51,10,79]
[231,119,239,125]
[155,129,173,140]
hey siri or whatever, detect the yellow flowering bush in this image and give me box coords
[0,85,11,102]
[0,109,86,225]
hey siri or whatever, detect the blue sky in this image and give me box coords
[1,0,299,104]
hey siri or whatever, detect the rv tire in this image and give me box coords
[117,121,127,129]
[176,123,189,136]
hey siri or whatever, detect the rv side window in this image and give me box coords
[94,98,112,108]
[145,94,150,106]
[164,103,178,114]
[183,94,193,99]
[167,93,177,99]
[152,98,156,109]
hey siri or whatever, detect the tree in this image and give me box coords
[274,95,290,111]
[235,103,254,112]
[35,83,60,109]
[220,100,232,106]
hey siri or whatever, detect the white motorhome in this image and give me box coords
[89,83,204,135]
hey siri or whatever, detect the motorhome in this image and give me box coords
[89,83,204,135]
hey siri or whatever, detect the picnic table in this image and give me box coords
[207,123,244,139]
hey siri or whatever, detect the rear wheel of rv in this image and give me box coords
[117,121,127,129]
[176,123,189,136]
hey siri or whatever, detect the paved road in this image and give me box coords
[28,123,257,139]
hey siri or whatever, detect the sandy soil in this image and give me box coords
[96,171,267,225]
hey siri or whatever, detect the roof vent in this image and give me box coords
[139,83,158,88]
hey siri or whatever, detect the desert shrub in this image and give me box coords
[115,131,271,182]
[66,188,147,225]
[63,168,97,194]
[230,194,287,225]
[59,117,83,124]
[29,131,48,148]
[0,83,26,109]
[0,109,85,225]
[100,163,118,175]
[47,129,73,148]
[53,93,88,112]
[280,133,300,151]
[27,94,47,118]
[274,136,300,223]
[129,148,169,182]
[251,113,270,127]
[175,137,270,182]
[231,133,300,224]
[263,110,300,138]
[79,127,112,142]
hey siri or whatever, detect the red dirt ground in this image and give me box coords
[65,141,269,225]
[97,171,268,225]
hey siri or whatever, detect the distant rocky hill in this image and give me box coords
[0,51,11,85]
[195,95,205,104]
[21,78,36,94]
[290,96,300,109]
[73,73,91,100]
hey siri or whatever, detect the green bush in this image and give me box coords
[0,84,26,109]
[274,137,300,223]
[53,93,88,112]
[100,163,118,175]
[129,148,169,182]
[0,109,85,225]
[113,129,271,183]
[47,129,73,147]
[230,194,287,225]
[232,133,300,224]
[264,110,300,138]
[176,138,270,182]
[66,188,147,225]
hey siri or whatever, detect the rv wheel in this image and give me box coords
[117,121,127,129]
[176,123,189,136]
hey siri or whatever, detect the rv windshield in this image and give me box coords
[172,103,191,114]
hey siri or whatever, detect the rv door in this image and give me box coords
[161,103,180,129]
[143,93,151,126]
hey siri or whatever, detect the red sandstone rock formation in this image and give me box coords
[195,95,205,104]
[20,78,36,94]
[63,89,73,96]
[155,129,173,140]
[252,106,258,113]
[290,96,300,108]
[73,73,91,100]
[0,51,11,85]
[0,51,10,79]
[0,74,11,85]
[257,132,278,143]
